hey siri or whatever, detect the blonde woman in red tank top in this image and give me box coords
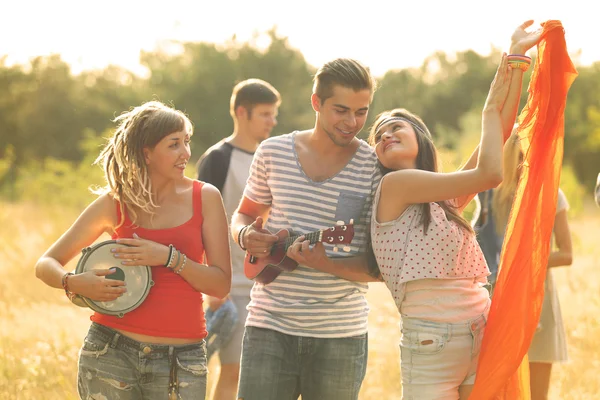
[35,101,231,399]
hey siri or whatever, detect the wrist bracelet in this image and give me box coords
[164,244,174,267]
[238,225,249,251]
[508,61,530,72]
[507,54,531,72]
[166,245,177,269]
[173,250,181,270]
[62,272,75,300]
[175,254,187,275]
[507,54,531,61]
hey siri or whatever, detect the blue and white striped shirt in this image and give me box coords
[244,131,381,338]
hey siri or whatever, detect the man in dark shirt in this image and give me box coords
[196,78,281,400]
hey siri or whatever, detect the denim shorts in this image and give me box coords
[400,312,487,400]
[77,323,207,399]
[237,326,368,400]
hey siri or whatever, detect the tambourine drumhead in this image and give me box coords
[73,240,154,318]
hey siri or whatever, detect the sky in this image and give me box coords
[1,0,596,77]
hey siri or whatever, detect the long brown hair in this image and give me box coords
[368,108,474,235]
[94,101,193,227]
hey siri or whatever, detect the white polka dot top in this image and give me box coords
[371,181,490,309]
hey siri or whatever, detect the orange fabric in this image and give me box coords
[469,21,578,399]
[93,180,208,339]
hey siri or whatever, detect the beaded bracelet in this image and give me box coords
[171,250,181,270]
[164,244,174,267]
[175,254,187,275]
[62,272,75,301]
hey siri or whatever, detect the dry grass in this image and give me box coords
[1,201,599,399]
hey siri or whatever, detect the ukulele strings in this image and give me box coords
[268,230,323,251]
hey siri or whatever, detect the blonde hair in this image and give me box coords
[492,132,523,234]
[94,101,193,227]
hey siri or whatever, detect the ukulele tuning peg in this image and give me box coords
[343,246,351,252]
[349,219,354,225]
[333,246,338,252]
[336,220,344,225]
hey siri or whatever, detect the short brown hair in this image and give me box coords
[313,58,377,104]
[230,79,281,119]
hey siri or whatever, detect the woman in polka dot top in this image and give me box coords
[366,22,542,400]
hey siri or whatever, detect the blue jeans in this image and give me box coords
[237,326,368,400]
[78,323,207,399]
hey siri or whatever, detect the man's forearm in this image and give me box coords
[231,212,255,246]
[318,254,382,282]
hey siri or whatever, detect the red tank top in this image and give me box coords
[91,180,207,339]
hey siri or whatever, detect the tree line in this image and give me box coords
[1,29,599,197]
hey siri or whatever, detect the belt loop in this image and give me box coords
[110,332,121,349]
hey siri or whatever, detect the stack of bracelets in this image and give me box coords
[237,224,250,251]
[164,244,188,275]
[507,54,532,71]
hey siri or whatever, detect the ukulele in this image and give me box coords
[244,220,355,284]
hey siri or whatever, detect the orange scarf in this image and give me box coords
[469,21,578,399]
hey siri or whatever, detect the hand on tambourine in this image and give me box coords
[69,269,127,302]
[286,235,328,269]
[114,233,170,267]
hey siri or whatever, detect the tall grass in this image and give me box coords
[0,139,595,398]
[2,200,600,399]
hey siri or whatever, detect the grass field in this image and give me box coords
[1,200,599,399]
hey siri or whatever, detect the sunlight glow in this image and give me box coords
[1,0,595,77]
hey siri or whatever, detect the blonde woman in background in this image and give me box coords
[478,130,573,400]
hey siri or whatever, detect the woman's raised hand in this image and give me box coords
[510,20,543,55]
[483,53,511,113]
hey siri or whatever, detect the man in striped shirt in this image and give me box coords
[231,58,382,400]
[197,79,281,400]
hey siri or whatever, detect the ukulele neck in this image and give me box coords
[283,230,322,252]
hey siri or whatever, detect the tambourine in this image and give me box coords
[71,240,154,318]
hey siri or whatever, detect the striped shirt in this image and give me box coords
[244,131,381,338]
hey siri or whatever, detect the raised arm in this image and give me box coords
[454,20,542,211]
[379,54,510,218]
